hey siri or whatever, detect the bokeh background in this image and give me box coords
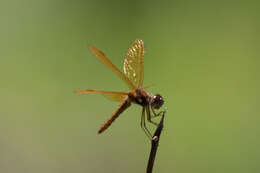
[0,0,259,172]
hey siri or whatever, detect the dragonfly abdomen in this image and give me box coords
[98,97,131,134]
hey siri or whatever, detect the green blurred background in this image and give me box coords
[0,0,259,172]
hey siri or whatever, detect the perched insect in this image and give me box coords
[75,39,164,139]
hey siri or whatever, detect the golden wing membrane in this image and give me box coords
[102,93,127,102]
[88,45,136,90]
[123,39,144,89]
[74,89,128,102]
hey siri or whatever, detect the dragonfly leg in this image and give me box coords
[141,107,152,139]
[151,107,164,118]
[146,106,158,126]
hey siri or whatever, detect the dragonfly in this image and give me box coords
[75,39,164,139]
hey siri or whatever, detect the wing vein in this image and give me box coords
[88,45,136,90]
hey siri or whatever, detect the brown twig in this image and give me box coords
[146,110,166,173]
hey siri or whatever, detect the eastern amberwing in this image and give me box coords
[75,39,164,138]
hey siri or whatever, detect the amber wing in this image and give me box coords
[123,39,144,89]
[88,45,136,90]
[75,89,128,102]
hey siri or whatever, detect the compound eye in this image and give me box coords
[151,94,164,109]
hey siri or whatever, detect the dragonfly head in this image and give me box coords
[151,94,164,109]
